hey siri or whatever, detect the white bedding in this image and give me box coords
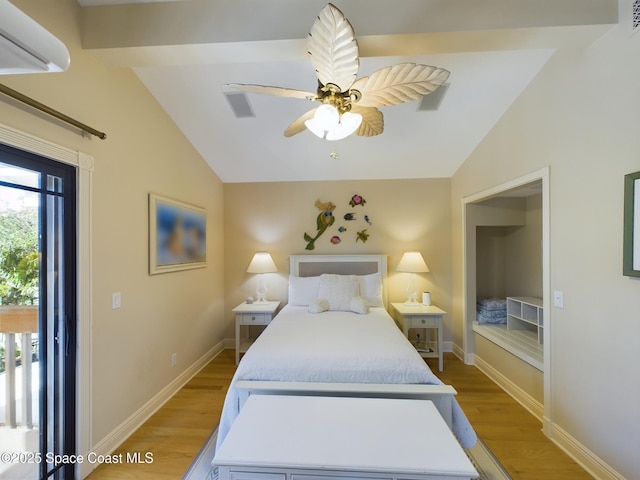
[217,305,477,449]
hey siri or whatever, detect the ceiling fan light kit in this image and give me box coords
[304,104,362,141]
[227,3,450,141]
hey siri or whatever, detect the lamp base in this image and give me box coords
[404,290,420,306]
[404,299,422,306]
[254,293,268,304]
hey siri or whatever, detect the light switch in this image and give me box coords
[553,291,563,308]
[112,292,122,309]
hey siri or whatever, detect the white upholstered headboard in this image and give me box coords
[289,254,388,308]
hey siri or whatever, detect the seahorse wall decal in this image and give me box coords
[304,200,336,250]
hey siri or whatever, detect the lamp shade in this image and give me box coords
[247,252,277,273]
[396,252,430,273]
[305,104,339,139]
[305,104,363,141]
[325,112,362,141]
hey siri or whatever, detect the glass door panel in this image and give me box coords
[0,169,40,479]
[0,147,76,480]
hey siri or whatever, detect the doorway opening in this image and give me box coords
[463,167,550,423]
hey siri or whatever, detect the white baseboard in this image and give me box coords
[451,343,464,361]
[84,341,225,478]
[548,422,626,480]
[472,353,623,480]
[473,354,544,421]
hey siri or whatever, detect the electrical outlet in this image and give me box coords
[171,353,177,367]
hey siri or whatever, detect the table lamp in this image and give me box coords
[247,252,277,303]
[396,252,430,305]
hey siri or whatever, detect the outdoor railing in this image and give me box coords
[0,305,37,430]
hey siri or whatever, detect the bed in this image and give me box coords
[216,254,477,450]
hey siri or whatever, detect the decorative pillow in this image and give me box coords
[317,274,359,311]
[288,275,320,306]
[358,272,383,307]
[350,296,370,314]
[308,298,330,314]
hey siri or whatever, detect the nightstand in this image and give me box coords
[391,303,446,371]
[233,301,280,365]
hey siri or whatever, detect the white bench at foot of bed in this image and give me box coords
[234,380,457,429]
[214,395,478,480]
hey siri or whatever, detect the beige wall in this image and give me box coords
[223,178,453,338]
[4,0,226,447]
[505,194,543,298]
[475,194,542,299]
[451,3,640,477]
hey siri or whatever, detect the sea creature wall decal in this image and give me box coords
[304,200,336,250]
[349,194,371,242]
[356,229,370,243]
[349,194,366,207]
[302,194,373,249]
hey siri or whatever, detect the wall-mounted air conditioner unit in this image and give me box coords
[0,0,70,75]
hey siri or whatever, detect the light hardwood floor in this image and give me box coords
[87,349,591,480]
[433,355,591,480]
[86,349,236,480]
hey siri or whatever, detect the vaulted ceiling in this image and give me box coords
[77,0,616,183]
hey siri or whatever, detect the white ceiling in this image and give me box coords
[77,0,617,183]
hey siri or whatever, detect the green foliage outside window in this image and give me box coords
[0,207,39,305]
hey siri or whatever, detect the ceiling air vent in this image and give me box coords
[634,0,640,33]
[224,92,255,118]
[417,84,449,111]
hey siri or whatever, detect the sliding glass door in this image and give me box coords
[0,143,76,479]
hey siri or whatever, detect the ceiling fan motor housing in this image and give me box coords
[317,82,361,114]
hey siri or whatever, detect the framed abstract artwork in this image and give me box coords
[623,171,640,277]
[149,193,207,275]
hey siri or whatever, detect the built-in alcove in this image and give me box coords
[463,169,549,417]
[473,192,543,369]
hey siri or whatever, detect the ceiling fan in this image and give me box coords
[226,3,450,141]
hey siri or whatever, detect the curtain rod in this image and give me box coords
[0,83,106,140]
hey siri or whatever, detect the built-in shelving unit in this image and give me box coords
[473,296,544,371]
[507,297,543,344]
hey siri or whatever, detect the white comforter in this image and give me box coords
[217,306,477,449]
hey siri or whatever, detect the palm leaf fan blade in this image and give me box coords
[226,84,316,100]
[351,63,450,108]
[351,106,384,137]
[284,107,318,137]
[307,3,359,92]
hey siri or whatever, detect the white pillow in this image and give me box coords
[308,298,330,314]
[350,296,370,314]
[288,275,320,306]
[317,274,359,311]
[358,272,383,307]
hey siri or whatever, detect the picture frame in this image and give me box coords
[623,171,640,277]
[149,193,207,275]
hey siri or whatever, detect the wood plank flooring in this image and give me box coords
[86,349,236,480]
[86,350,591,480]
[432,354,591,480]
